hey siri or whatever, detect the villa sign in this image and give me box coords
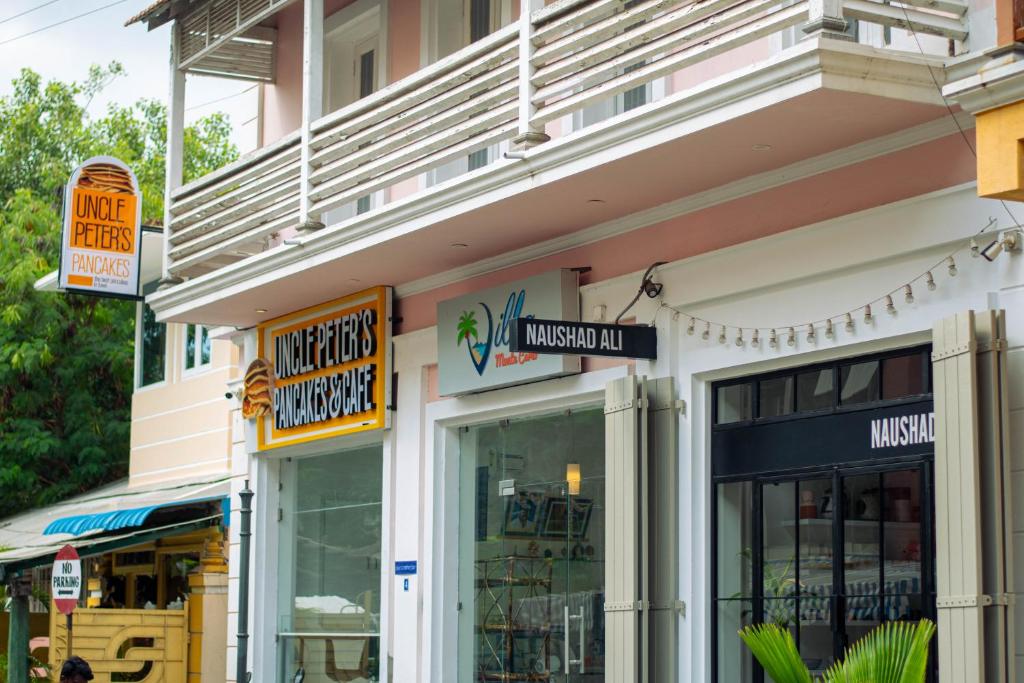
[437,270,580,396]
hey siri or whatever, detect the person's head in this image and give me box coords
[60,656,93,683]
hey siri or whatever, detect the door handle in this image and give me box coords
[566,604,584,674]
[577,605,586,674]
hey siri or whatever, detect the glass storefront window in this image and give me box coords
[278,445,383,683]
[840,361,880,405]
[717,383,753,424]
[796,369,833,413]
[882,353,925,399]
[457,408,605,682]
[139,303,165,387]
[759,376,794,418]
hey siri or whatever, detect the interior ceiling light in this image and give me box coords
[751,144,772,151]
[450,242,469,248]
[587,198,606,204]
[256,308,268,313]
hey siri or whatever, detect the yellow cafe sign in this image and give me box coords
[253,286,393,450]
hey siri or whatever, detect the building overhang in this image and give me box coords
[945,44,1024,200]
[147,38,957,328]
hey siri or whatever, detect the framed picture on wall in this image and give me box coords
[540,496,593,539]
[502,491,544,537]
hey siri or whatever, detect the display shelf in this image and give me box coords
[782,519,919,530]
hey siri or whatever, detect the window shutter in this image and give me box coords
[604,375,645,683]
[976,310,1015,683]
[932,311,985,682]
[647,377,679,683]
[604,375,679,683]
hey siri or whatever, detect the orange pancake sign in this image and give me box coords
[58,156,142,298]
[255,286,393,451]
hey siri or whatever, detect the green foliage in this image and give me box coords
[739,619,936,683]
[738,623,813,683]
[0,64,238,518]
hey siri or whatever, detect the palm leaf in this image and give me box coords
[820,619,935,683]
[738,623,813,683]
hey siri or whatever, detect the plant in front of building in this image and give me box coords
[739,618,935,683]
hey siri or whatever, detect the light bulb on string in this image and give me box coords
[947,257,957,276]
[718,327,727,345]
[885,295,896,315]
[825,319,834,339]
[751,330,760,348]
[904,285,914,304]
[806,324,816,343]
[845,313,854,333]
[735,330,744,347]
[769,329,778,349]
[864,305,873,325]
[926,271,936,291]
[970,238,980,257]
[686,318,695,335]
[702,322,710,341]
[787,327,796,347]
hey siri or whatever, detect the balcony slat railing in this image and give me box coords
[162,0,969,279]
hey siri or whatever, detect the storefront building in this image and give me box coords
[127,0,1024,681]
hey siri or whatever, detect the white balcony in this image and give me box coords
[145,0,978,325]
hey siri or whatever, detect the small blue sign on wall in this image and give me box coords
[395,561,417,575]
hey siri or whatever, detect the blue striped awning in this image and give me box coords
[43,497,224,536]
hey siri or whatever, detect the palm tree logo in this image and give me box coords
[457,306,493,376]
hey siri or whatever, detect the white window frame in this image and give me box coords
[423,365,632,681]
[134,301,168,391]
[182,323,212,375]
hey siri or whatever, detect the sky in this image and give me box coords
[0,0,260,152]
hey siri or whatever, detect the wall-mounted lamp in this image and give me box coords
[566,463,581,496]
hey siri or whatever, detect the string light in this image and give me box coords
[659,223,994,351]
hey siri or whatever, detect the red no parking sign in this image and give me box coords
[52,545,81,616]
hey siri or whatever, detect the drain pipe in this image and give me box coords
[236,480,254,682]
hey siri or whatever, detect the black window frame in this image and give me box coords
[710,345,936,683]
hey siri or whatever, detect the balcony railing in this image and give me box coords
[163,0,968,280]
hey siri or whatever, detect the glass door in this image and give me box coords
[715,464,933,682]
[459,408,606,682]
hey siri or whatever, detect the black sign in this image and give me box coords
[712,399,934,478]
[509,318,657,359]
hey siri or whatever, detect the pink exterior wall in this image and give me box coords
[393,132,977,334]
[261,3,303,146]
[260,0,421,146]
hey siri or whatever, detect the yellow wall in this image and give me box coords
[129,323,238,486]
[976,100,1024,200]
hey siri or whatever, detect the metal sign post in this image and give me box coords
[52,545,81,657]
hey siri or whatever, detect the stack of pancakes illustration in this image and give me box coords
[242,358,274,419]
[77,162,135,194]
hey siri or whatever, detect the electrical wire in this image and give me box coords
[0,0,67,26]
[0,0,133,47]
[186,84,258,112]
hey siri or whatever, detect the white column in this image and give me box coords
[512,0,549,151]
[298,0,326,232]
[161,21,186,287]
